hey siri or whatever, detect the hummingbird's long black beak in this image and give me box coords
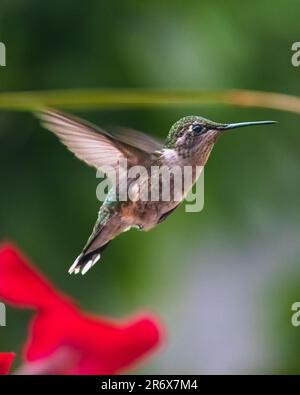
[218,120,277,131]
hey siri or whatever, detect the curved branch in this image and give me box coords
[0,89,299,113]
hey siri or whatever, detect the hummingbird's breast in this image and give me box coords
[104,149,210,232]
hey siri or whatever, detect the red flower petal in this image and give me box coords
[25,311,161,374]
[0,243,72,310]
[0,353,15,375]
[0,243,163,374]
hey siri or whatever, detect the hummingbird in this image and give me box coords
[36,110,276,275]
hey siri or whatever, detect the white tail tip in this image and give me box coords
[68,253,101,275]
[81,254,100,275]
[68,255,81,274]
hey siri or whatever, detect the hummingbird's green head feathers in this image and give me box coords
[164,115,277,156]
[164,115,223,151]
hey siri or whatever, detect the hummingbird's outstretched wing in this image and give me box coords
[36,110,160,173]
[111,126,163,154]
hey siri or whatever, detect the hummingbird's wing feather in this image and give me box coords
[111,126,163,153]
[36,110,152,172]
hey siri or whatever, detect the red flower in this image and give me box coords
[0,353,15,375]
[0,244,162,375]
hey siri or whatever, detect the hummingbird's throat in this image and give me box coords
[175,131,218,165]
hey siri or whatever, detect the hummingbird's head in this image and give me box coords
[165,115,276,161]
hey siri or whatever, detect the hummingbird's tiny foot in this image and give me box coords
[74,267,80,274]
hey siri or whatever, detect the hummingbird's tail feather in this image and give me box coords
[68,252,100,275]
[68,209,122,275]
[68,242,110,275]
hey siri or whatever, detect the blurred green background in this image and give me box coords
[1,0,300,374]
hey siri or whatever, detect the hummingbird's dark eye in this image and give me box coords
[192,124,204,134]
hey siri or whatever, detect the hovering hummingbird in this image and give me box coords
[36,110,276,275]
